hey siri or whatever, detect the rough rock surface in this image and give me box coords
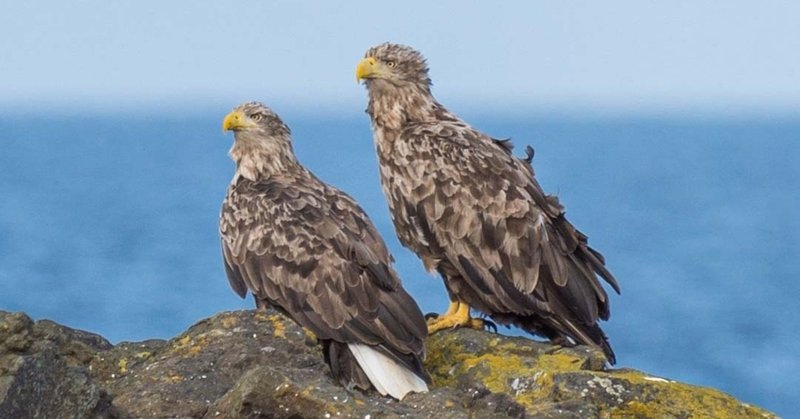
[0,309,775,418]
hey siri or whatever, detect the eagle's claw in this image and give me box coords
[424,312,440,321]
[482,319,498,333]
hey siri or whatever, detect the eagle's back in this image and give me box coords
[375,118,619,363]
[220,170,429,380]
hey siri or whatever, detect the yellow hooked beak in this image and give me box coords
[356,57,380,81]
[222,110,252,132]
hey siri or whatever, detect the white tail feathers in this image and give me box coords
[348,343,428,400]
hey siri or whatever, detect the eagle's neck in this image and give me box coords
[366,80,459,159]
[229,133,298,182]
[366,81,452,131]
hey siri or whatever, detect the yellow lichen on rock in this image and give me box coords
[423,332,467,387]
[302,327,317,341]
[253,311,273,322]
[424,328,776,417]
[462,353,529,392]
[606,370,776,418]
[220,315,238,329]
[0,309,778,418]
[252,311,289,338]
[534,351,586,373]
[176,335,191,347]
[118,358,128,374]
[170,333,208,356]
[268,314,286,338]
[458,349,591,409]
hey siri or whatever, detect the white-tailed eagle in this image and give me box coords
[220,102,430,398]
[356,44,621,364]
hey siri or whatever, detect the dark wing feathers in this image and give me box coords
[222,248,248,298]
[380,120,618,362]
[220,175,426,365]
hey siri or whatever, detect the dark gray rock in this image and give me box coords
[0,310,775,418]
[0,312,118,419]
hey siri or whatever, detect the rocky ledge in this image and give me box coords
[0,310,774,418]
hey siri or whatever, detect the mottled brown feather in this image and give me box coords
[361,44,620,364]
[220,102,430,390]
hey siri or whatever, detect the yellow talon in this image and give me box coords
[427,301,485,334]
[427,301,460,323]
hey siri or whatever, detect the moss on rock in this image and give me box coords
[426,327,774,418]
[0,309,777,418]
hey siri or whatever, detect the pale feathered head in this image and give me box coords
[222,101,296,179]
[222,101,291,139]
[356,43,431,88]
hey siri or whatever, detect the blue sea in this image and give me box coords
[0,111,797,416]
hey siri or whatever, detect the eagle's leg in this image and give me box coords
[425,300,460,321]
[426,301,485,334]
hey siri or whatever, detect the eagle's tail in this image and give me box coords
[514,315,616,365]
[558,318,616,365]
[347,343,429,400]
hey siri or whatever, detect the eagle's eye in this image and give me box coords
[386,60,396,68]
[251,113,264,122]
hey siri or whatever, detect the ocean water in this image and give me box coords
[0,112,797,415]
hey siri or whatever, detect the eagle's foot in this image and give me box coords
[426,301,485,334]
[481,318,498,333]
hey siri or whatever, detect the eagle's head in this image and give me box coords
[222,101,291,139]
[223,102,296,179]
[356,43,431,88]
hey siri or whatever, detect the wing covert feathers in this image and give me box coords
[376,119,620,363]
[220,165,429,396]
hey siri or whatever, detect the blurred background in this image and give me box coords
[1,1,797,415]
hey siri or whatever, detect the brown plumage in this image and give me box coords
[356,44,621,364]
[220,102,430,398]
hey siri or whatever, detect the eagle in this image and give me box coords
[356,43,621,364]
[220,102,430,399]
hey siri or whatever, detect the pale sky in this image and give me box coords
[2,1,799,116]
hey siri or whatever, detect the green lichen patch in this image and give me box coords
[424,327,775,417]
[1,309,778,418]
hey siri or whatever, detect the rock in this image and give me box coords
[425,328,774,418]
[0,310,776,418]
[0,312,118,419]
